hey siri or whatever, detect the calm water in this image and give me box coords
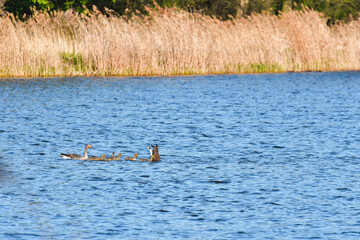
[0,72,359,239]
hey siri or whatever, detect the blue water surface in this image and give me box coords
[0,72,360,239]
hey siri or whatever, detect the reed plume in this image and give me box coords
[1,7,360,77]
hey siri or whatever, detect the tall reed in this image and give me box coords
[1,7,360,77]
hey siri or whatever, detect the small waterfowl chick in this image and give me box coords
[106,153,121,161]
[138,155,155,161]
[114,153,121,160]
[88,154,106,161]
[124,153,138,161]
[107,152,116,160]
[60,144,93,160]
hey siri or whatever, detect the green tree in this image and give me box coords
[205,0,238,19]
[322,0,360,23]
[294,0,360,24]
[3,0,360,23]
[4,0,53,17]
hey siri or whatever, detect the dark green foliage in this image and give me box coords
[4,0,53,18]
[4,0,360,23]
[61,52,84,72]
[299,0,360,24]
[244,0,268,15]
[205,0,238,20]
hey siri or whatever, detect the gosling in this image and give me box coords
[124,153,138,161]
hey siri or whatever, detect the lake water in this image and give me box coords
[0,72,359,239]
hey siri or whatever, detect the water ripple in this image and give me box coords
[0,72,360,239]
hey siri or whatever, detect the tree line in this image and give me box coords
[1,0,360,24]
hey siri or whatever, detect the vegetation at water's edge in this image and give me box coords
[1,5,360,77]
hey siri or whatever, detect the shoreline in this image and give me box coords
[2,69,359,80]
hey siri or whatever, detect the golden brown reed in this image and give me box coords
[1,7,360,77]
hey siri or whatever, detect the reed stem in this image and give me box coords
[1,8,359,77]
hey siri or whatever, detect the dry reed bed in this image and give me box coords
[0,7,360,77]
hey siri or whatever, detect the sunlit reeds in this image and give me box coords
[1,7,360,77]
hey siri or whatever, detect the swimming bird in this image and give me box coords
[106,153,121,161]
[138,155,155,161]
[88,154,106,161]
[124,153,138,161]
[60,144,93,160]
[151,144,161,162]
[114,153,121,160]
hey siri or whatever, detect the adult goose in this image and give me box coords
[60,144,93,160]
[140,145,160,162]
[151,144,161,162]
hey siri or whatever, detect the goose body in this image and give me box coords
[151,144,161,162]
[60,144,93,160]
